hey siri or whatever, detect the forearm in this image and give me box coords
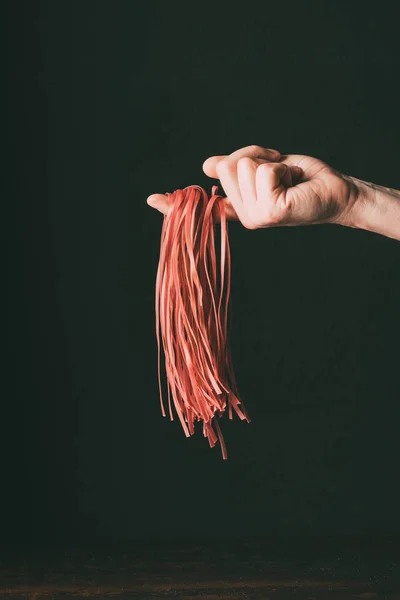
[345,176,400,241]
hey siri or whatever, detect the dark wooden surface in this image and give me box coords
[0,537,399,599]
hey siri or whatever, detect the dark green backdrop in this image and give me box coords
[5,0,400,546]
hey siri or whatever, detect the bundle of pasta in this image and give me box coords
[155,185,250,459]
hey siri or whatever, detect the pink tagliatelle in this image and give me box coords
[155,184,250,459]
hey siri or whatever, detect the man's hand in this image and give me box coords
[147,144,359,230]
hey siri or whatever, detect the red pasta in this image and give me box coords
[155,184,250,459]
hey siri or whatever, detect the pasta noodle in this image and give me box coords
[155,185,250,459]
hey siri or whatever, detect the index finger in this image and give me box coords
[202,145,281,179]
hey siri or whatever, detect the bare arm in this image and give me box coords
[344,176,400,241]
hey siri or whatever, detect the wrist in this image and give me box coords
[342,175,400,241]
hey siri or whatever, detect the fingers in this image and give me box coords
[203,145,281,179]
[215,147,302,228]
[237,157,258,206]
[201,146,281,227]
[211,147,278,227]
[216,159,303,228]
[256,162,293,198]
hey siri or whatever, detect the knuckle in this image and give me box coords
[239,210,258,230]
[248,144,263,154]
[243,220,257,230]
[216,158,230,176]
[237,156,253,168]
[257,161,273,173]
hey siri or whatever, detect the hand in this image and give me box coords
[147,144,359,230]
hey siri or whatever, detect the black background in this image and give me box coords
[4,0,400,548]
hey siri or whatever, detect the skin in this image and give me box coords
[147,145,400,241]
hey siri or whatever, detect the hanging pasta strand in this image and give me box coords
[155,185,250,459]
